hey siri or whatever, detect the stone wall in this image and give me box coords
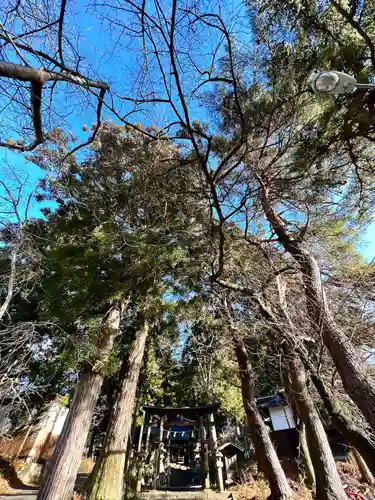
[0,397,68,461]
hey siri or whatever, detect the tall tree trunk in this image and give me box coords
[37,302,123,500]
[287,352,346,500]
[233,334,292,499]
[123,395,142,500]
[307,367,375,476]
[260,183,375,432]
[126,389,142,476]
[273,276,375,480]
[87,321,149,500]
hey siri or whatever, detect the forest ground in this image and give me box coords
[0,458,374,499]
[0,471,88,500]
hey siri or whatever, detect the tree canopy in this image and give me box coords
[1,1,375,499]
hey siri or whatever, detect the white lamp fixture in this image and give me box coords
[308,70,375,95]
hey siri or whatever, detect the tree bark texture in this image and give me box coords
[260,184,375,432]
[123,398,143,499]
[37,302,122,500]
[287,352,346,500]
[88,321,149,500]
[308,369,375,476]
[126,394,142,475]
[233,334,292,499]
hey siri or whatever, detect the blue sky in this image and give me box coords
[0,0,374,263]
[358,226,375,262]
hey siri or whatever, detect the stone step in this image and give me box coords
[138,490,232,500]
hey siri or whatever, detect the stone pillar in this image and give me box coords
[199,416,210,490]
[152,414,164,489]
[208,412,224,492]
[216,451,224,493]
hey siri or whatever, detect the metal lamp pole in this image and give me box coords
[308,70,375,95]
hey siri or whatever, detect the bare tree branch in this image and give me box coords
[57,0,67,66]
[0,60,108,152]
[0,245,17,322]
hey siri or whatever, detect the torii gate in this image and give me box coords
[136,404,224,493]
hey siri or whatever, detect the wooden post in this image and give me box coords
[351,447,375,485]
[16,424,32,459]
[152,415,164,489]
[165,430,171,489]
[208,412,224,492]
[145,422,152,458]
[136,410,146,493]
[200,416,210,490]
[137,410,146,454]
